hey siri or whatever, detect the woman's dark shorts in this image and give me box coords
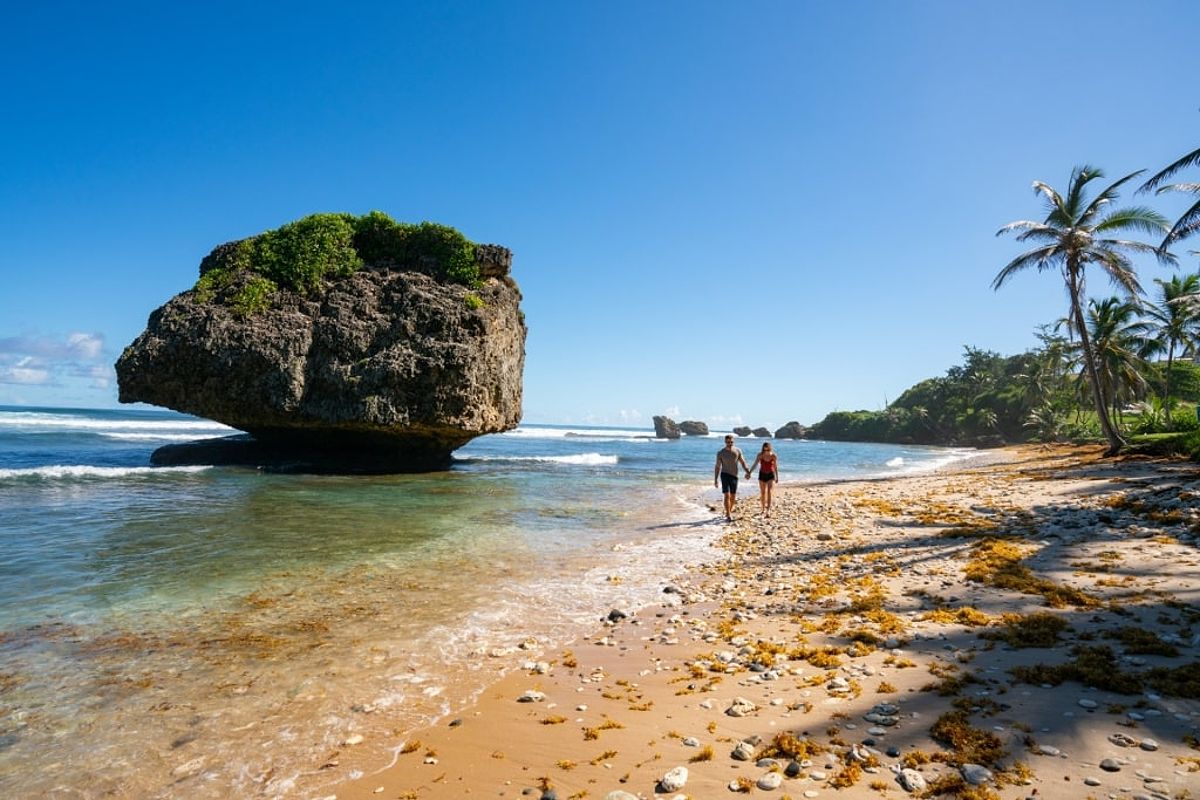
[720,472,738,494]
[759,471,776,482]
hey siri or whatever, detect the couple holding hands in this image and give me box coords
[713,436,779,521]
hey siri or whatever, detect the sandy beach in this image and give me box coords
[325,445,1199,800]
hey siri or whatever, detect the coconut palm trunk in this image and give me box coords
[1066,268,1124,452]
[1163,346,1176,429]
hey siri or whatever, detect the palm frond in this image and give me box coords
[1094,205,1171,237]
[1065,165,1102,210]
[996,220,1048,237]
[1080,170,1146,226]
[1096,236,1175,269]
[1163,198,1200,246]
[1087,249,1143,296]
[1155,182,1200,194]
[1139,146,1200,193]
[1031,181,1063,209]
[992,245,1059,290]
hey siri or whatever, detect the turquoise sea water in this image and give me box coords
[0,405,977,799]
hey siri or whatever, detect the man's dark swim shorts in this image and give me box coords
[720,472,738,494]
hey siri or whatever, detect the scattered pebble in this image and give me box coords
[659,766,688,792]
[757,771,783,790]
[732,741,755,761]
[898,768,927,792]
[961,764,993,785]
[726,697,757,717]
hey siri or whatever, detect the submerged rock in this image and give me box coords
[116,218,525,473]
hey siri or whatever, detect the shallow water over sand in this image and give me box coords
[1,473,719,798]
[0,407,973,798]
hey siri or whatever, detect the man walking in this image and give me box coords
[714,435,751,522]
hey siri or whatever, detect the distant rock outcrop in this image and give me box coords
[733,426,752,437]
[774,421,806,439]
[679,420,709,436]
[116,216,525,473]
[752,427,773,437]
[653,415,681,439]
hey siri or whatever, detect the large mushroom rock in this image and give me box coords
[652,415,681,439]
[732,426,752,437]
[752,427,773,437]
[678,420,709,436]
[774,421,806,439]
[116,213,526,473]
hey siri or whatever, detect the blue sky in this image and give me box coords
[1,1,1197,427]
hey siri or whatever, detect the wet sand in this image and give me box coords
[326,445,1200,799]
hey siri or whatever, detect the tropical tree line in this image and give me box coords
[808,141,1200,456]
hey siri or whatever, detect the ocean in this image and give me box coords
[0,405,977,799]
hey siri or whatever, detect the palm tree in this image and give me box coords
[1018,325,1072,410]
[1140,146,1200,248]
[1084,296,1151,428]
[1140,273,1200,425]
[994,165,1173,454]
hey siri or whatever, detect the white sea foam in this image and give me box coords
[500,426,654,441]
[100,432,229,442]
[886,456,905,467]
[460,453,619,466]
[890,449,978,475]
[0,411,232,433]
[0,464,212,481]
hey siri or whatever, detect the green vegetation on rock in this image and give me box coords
[230,276,278,317]
[193,211,480,310]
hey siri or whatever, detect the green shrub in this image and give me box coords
[193,266,234,303]
[1127,430,1200,459]
[1187,430,1200,461]
[352,213,480,284]
[230,276,277,317]
[464,292,485,310]
[406,221,479,285]
[352,210,409,266]
[191,212,480,313]
[252,213,361,294]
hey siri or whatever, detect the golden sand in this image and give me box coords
[328,445,1200,800]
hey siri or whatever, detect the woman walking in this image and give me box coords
[746,442,779,517]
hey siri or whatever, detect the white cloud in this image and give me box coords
[618,409,642,423]
[664,405,680,417]
[0,331,108,387]
[1,365,51,384]
[88,365,113,389]
[67,332,104,359]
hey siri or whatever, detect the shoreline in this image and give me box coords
[327,444,1199,800]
